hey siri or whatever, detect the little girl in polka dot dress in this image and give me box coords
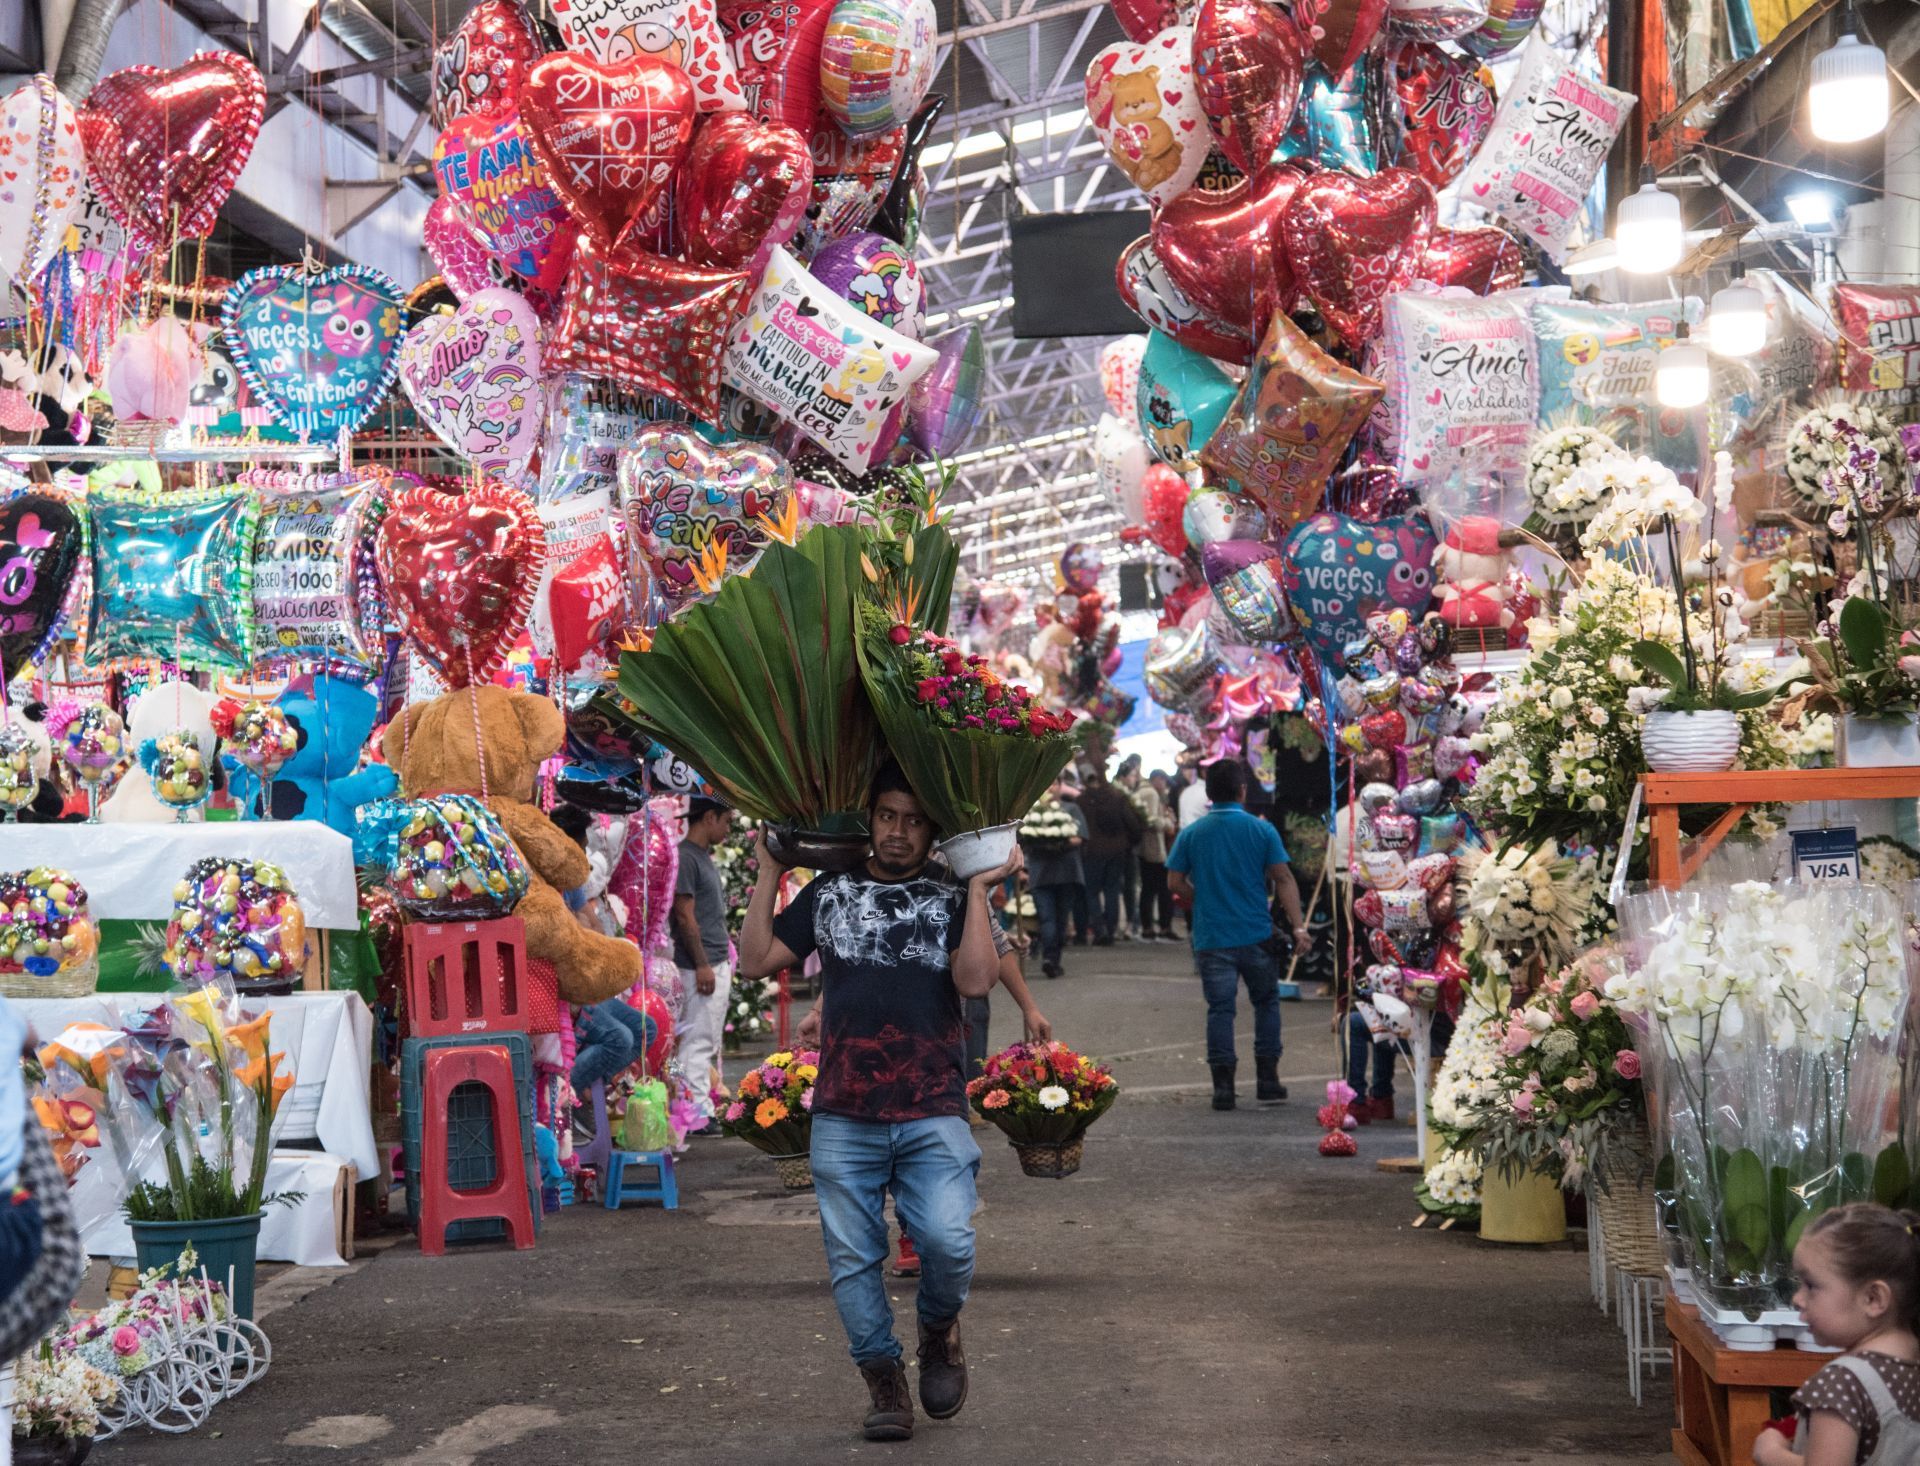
[1753,1203,1920,1466]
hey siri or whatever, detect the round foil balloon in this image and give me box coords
[1095,413,1152,520]
[808,229,925,337]
[1183,487,1268,548]
[0,491,81,681]
[1457,0,1542,57]
[1137,329,1236,469]
[1060,543,1105,594]
[907,325,985,457]
[518,53,697,250]
[1199,312,1383,530]
[820,0,938,136]
[78,54,266,253]
[1193,0,1305,174]
[432,0,548,127]
[720,0,836,130]
[1203,539,1293,642]
[375,481,547,688]
[1100,336,1148,424]
[677,111,814,272]
[1387,0,1488,40]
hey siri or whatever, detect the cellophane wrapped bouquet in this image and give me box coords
[1611,881,1912,1317]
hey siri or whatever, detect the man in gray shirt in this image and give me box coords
[673,795,735,1134]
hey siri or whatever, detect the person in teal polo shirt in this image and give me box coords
[1165,761,1311,1112]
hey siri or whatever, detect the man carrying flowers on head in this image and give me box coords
[737,762,1019,1443]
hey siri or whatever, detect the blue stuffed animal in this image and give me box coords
[226,676,397,835]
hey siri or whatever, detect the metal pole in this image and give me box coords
[51,0,126,98]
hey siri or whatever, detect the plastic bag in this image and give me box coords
[621,1077,674,1152]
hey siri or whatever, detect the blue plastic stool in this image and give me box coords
[582,1081,678,1211]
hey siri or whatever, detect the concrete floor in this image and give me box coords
[105,938,1675,1465]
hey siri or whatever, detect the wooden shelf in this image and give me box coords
[1668,1300,1822,1466]
[1641,766,1920,887]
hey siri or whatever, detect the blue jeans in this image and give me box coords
[1345,1010,1398,1100]
[569,1000,657,1092]
[1194,943,1282,1068]
[1084,853,1125,939]
[1032,885,1069,965]
[811,1113,982,1364]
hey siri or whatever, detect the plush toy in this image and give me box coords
[1431,516,1513,631]
[382,684,641,1006]
[227,677,397,834]
[101,682,223,822]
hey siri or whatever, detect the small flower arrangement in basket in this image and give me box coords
[720,1049,819,1189]
[967,1041,1119,1179]
[1017,795,1079,855]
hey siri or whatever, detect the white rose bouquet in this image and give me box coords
[1525,425,1623,524]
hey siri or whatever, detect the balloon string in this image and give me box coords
[466,680,489,802]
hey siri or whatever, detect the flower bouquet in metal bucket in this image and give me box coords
[966,1041,1119,1179]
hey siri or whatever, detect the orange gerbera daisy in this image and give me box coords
[739,1071,762,1098]
[755,1098,789,1127]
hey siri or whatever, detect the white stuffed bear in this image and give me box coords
[101,682,223,822]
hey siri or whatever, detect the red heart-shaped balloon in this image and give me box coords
[1110,0,1189,42]
[518,52,696,250]
[1393,41,1495,190]
[78,54,266,253]
[1415,224,1527,295]
[1194,0,1305,174]
[1311,0,1391,78]
[678,112,814,270]
[1279,167,1435,354]
[1116,236,1253,365]
[1152,165,1301,339]
[376,482,547,689]
[431,0,548,128]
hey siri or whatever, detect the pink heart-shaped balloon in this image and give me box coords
[1414,223,1527,295]
[1151,165,1301,338]
[1111,0,1190,42]
[518,52,696,250]
[423,194,500,298]
[677,111,813,273]
[376,481,547,689]
[617,424,793,609]
[79,54,266,253]
[1193,0,1305,174]
[1279,167,1435,354]
[397,287,545,473]
[432,106,578,289]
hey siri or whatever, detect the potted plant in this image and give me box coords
[10,1344,117,1465]
[1627,638,1796,774]
[855,606,1078,878]
[966,1041,1119,1178]
[719,1049,819,1189]
[109,990,297,1319]
[1797,597,1920,767]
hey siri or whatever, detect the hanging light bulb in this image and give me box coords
[1615,164,1684,275]
[1656,322,1711,409]
[1707,264,1767,358]
[1810,0,1888,144]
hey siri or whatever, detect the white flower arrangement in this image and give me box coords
[1576,454,1706,552]
[12,1348,118,1439]
[1459,843,1602,976]
[1430,988,1510,1130]
[1526,425,1624,524]
[1018,797,1080,852]
[1785,399,1908,508]
[1421,1147,1484,1209]
[1858,835,1920,890]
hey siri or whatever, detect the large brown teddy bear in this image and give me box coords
[383,685,640,1005]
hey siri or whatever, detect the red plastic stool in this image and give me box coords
[403,918,556,1036]
[417,1044,536,1256]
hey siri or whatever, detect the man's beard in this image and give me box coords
[870,849,925,879]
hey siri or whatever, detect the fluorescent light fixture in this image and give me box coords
[1655,322,1710,409]
[1615,165,1684,274]
[1707,264,1767,358]
[1564,239,1619,276]
[1809,0,1888,144]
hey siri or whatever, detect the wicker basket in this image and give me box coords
[1012,1138,1083,1179]
[769,1153,814,1190]
[0,960,99,1000]
[1591,1149,1664,1274]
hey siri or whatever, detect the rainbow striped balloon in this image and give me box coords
[819,0,937,137]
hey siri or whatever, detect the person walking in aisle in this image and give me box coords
[671,795,735,1135]
[1166,761,1311,1112]
[1077,767,1143,946]
[1123,762,1177,941]
[737,764,1016,1443]
[1025,778,1087,979]
[1115,754,1145,939]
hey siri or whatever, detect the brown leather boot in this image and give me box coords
[915,1316,969,1419]
[859,1358,914,1441]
